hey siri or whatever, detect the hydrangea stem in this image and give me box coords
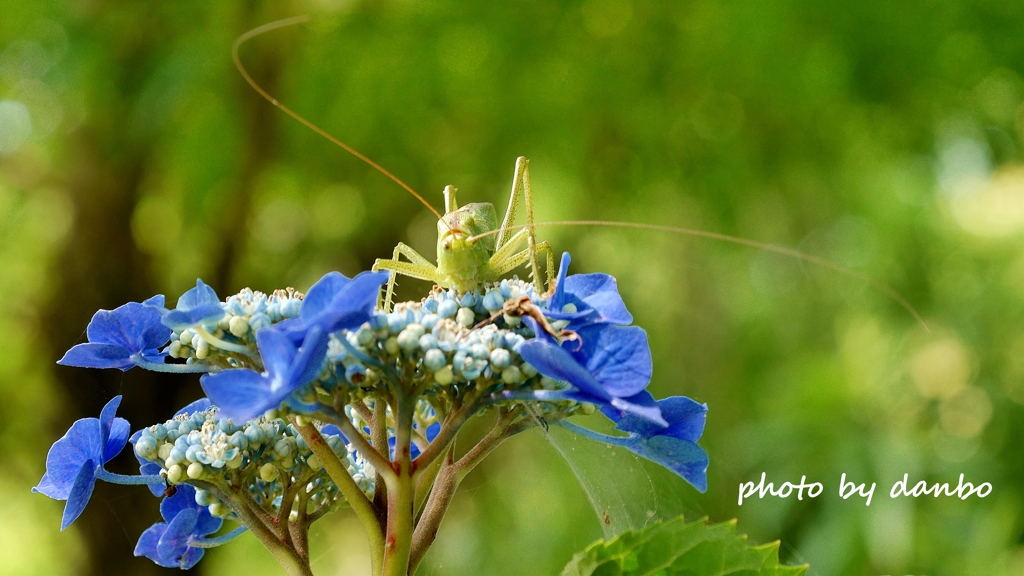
[323,410,396,481]
[193,480,312,576]
[382,395,415,576]
[409,407,523,572]
[293,421,385,574]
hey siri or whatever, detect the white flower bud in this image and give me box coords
[434,366,454,385]
[228,315,250,338]
[456,307,475,328]
[167,464,184,483]
[260,463,279,482]
[187,462,205,479]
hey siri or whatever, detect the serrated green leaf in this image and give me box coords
[562,515,808,576]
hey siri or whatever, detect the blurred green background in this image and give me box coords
[3,0,1024,574]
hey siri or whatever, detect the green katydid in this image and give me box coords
[232,15,927,331]
[371,157,556,312]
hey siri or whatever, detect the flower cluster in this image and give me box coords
[37,252,708,574]
[132,404,373,517]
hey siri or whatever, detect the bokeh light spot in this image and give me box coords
[0,100,32,154]
[909,338,971,400]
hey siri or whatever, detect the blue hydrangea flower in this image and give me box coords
[132,398,214,497]
[601,394,709,492]
[545,253,631,328]
[518,317,665,425]
[161,279,225,331]
[134,484,223,569]
[58,296,171,371]
[277,271,389,343]
[33,396,131,529]
[200,326,329,421]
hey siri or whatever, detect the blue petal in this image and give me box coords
[104,418,131,463]
[424,421,441,442]
[301,272,351,323]
[57,343,134,370]
[320,424,345,441]
[547,252,573,311]
[518,338,610,401]
[286,271,387,342]
[653,397,706,441]
[603,396,706,441]
[200,370,283,422]
[546,253,598,325]
[175,279,220,311]
[608,395,666,427]
[577,324,652,398]
[563,273,631,325]
[160,484,198,521]
[331,271,388,313]
[525,389,665,426]
[546,253,632,327]
[625,435,708,493]
[98,396,121,453]
[141,460,165,497]
[256,327,299,379]
[179,546,206,570]
[600,390,655,423]
[34,418,103,499]
[289,326,329,389]
[194,506,223,539]
[135,523,178,568]
[91,303,171,353]
[61,461,97,530]
[162,279,224,330]
[162,305,225,331]
[157,508,198,560]
[174,397,213,417]
[142,294,166,308]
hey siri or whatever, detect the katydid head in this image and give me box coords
[438,193,498,255]
[435,193,498,293]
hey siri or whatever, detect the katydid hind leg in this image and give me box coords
[495,157,544,291]
[495,157,528,251]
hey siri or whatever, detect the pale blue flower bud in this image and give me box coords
[418,333,438,350]
[437,299,458,319]
[483,291,504,312]
[421,313,440,330]
[356,326,375,346]
[249,313,271,332]
[387,313,408,334]
[424,349,447,371]
[489,348,511,369]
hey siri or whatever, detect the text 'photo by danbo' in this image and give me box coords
[4,0,1024,575]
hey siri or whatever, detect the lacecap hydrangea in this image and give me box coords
[37,252,708,575]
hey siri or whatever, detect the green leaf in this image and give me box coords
[542,418,705,538]
[562,515,808,576]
